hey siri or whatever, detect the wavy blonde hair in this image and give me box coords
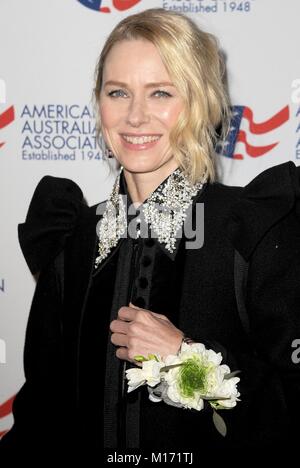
[94,8,229,183]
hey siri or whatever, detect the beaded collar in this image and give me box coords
[95,168,205,269]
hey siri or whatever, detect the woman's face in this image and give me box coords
[99,39,184,175]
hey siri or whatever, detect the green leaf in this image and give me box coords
[224,370,241,380]
[212,410,227,437]
[160,363,184,372]
[148,354,159,362]
[199,395,231,401]
[134,355,147,362]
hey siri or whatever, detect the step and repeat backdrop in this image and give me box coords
[0,0,299,436]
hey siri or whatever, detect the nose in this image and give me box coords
[126,96,150,127]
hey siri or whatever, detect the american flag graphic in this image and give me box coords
[0,395,15,438]
[77,0,141,13]
[0,106,15,150]
[217,105,290,160]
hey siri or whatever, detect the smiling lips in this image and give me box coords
[120,133,162,150]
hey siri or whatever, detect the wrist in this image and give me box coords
[177,335,195,355]
[182,335,195,345]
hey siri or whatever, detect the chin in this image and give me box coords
[118,155,176,176]
[118,159,160,174]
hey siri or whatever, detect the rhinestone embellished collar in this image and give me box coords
[95,168,205,269]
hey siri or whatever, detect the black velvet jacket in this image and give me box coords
[1,162,300,460]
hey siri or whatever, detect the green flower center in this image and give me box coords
[178,357,208,398]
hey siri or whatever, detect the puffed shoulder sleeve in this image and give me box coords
[224,162,300,446]
[226,161,300,260]
[18,175,84,275]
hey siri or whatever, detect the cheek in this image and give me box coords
[159,102,184,128]
[99,103,119,128]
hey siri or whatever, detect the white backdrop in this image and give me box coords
[0,0,299,436]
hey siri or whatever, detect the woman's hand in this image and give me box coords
[110,302,184,363]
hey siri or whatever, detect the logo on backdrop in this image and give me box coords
[217,105,290,160]
[0,79,15,151]
[162,0,255,14]
[77,0,255,14]
[20,104,100,162]
[0,395,15,439]
[77,0,141,13]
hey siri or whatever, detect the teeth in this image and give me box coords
[123,135,160,144]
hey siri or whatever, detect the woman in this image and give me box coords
[1,8,300,459]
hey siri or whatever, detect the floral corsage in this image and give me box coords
[125,341,240,436]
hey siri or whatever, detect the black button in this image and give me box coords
[138,277,148,289]
[145,238,155,247]
[141,255,151,267]
[134,297,146,308]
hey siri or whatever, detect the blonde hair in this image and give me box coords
[94,8,229,183]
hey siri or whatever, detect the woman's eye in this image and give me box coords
[107,89,172,98]
[153,90,172,98]
[108,89,127,98]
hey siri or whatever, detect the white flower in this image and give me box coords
[160,342,230,410]
[212,376,241,409]
[166,377,204,411]
[125,343,241,437]
[179,341,223,366]
[126,359,164,393]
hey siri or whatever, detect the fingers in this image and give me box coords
[115,343,141,365]
[116,346,128,361]
[111,332,128,347]
[110,305,175,363]
[110,318,129,334]
[116,343,163,363]
[118,306,138,321]
[123,304,168,322]
[110,305,141,333]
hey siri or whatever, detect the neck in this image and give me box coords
[123,161,179,205]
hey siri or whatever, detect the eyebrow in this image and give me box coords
[103,80,175,88]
